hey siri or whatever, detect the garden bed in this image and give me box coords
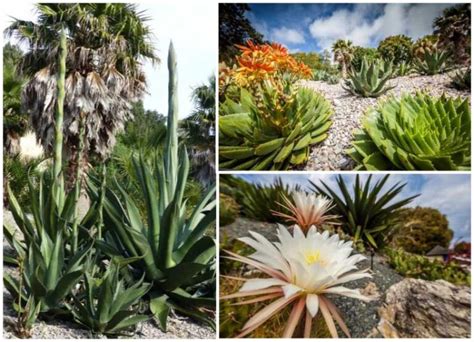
[299,72,470,170]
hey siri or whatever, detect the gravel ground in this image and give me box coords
[221,218,405,338]
[3,210,215,339]
[220,217,279,241]
[299,72,470,170]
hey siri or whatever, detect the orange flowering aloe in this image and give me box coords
[222,225,374,338]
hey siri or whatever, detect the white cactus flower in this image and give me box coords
[222,224,374,338]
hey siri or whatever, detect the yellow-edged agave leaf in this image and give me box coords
[348,93,471,170]
[219,81,333,170]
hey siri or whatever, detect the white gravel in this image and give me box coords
[299,71,470,170]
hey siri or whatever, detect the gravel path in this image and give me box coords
[221,218,405,338]
[3,210,215,339]
[299,72,470,170]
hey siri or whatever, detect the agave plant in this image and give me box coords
[4,229,92,315]
[343,58,395,97]
[271,191,339,232]
[219,81,332,170]
[310,175,419,251]
[347,93,471,170]
[68,262,151,336]
[89,43,216,330]
[415,49,450,75]
[221,225,374,338]
[396,61,414,76]
[450,68,471,90]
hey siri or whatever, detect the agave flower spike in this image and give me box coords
[272,191,340,232]
[222,225,375,338]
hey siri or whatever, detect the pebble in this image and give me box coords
[299,72,470,170]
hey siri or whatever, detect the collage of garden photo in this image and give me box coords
[1,0,472,340]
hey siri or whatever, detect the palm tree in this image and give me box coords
[3,44,27,154]
[332,39,354,78]
[183,75,216,186]
[434,4,471,65]
[5,4,158,185]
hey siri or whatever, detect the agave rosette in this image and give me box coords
[219,82,333,170]
[222,225,373,338]
[343,58,395,98]
[272,191,339,231]
[348,93,471,170]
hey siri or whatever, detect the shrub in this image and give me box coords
[219,82,332,170]
[450,68,471,90]
[220,193,239,226]
[415,49,450,75]
[348,93,471,170]
[396,61,414,76]
[312,69,340,84]
[310,174,419,251]
[385,248,470,286]
[412,35,439,59]
[389,207,454,254]
[343,58,395,98]
[377,35,413,65]
[351,46,380,71]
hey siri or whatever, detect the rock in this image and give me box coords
[377,278,471,338]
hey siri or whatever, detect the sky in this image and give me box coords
[1,1,216,118]
[247,3,456,53]
[236,173,471,244]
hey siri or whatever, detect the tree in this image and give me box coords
[291,52,323,70]
[5,4,158,185]
[389,207,454,255]
[434,4,471,65]
[219,3,264,62]
[377,35,413,65]
[182,75,216,186]
[332,39,355,78]
[3,43,27,154]
[351,46,380,71]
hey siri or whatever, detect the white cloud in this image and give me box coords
[309,3,452,51]
[271,26,305,44]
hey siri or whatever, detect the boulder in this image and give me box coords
[377,278,471,338]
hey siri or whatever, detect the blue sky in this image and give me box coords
[247,3,455,53]
[235,174,471,244]
[2,1,216,118]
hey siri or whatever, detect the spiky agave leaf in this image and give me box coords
[342,58,395,98]
[219,81,332,170]
[310,175,419,250]
[450,67,471,90]
[67,262,151,336]
[221,225,374,338]
[415,48,450,75]
[347,93,471,170]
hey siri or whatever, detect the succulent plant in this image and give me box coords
[68,262,151,336]
[343,58,395,97]
[89,43,216,330]
[310,175,419,251]
[415,49,450,75]
[396,61,414,76]
[347,93,471,170]
[450,68,471,90]
[219,81,332,170]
